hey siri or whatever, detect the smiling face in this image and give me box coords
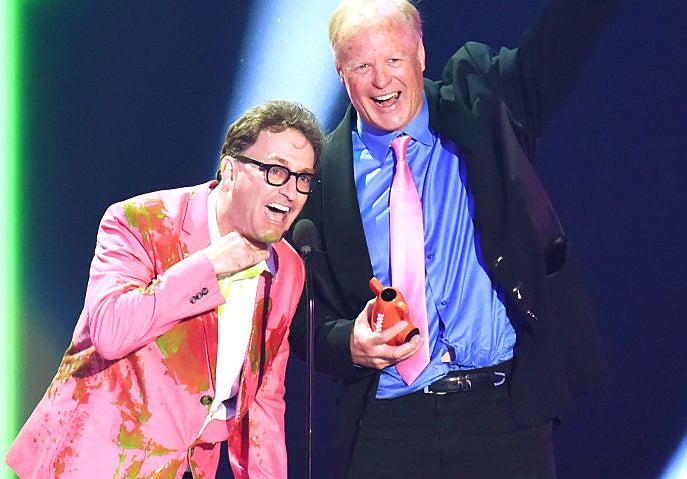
[216,128,315,244]
[334,17,425,132]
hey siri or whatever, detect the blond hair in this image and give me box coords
[329,0,423,53]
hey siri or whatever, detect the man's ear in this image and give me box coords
[220,155,234,181]
[335,63,345,86]
[418,41,426,72]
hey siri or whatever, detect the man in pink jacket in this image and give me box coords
[6,100,324,479]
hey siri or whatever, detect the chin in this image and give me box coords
[370,115,407,132]
[260,232,284,244]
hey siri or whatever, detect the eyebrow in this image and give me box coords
[262,155,287,165]
[250,155,316,174]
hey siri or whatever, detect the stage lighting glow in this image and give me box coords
[0,0,21,475]
[661,433,687,479]
[225,0,343,132]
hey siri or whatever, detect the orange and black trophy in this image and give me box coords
[369,277,420,346]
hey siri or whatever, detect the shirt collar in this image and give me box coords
[356,93,433,162]
[207,187,275,278]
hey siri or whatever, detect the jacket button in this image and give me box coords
[512,284,523,300]
[492,256,504,268]
[200,395,213,406]
[201,287,209,295]
[190,296,197,304]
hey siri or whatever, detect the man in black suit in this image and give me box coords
[289,0,621,477]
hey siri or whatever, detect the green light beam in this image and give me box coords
[1,0,21,477]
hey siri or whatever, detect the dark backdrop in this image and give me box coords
[15,1,686,478]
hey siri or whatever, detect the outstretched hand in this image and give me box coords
[350,298,423,370]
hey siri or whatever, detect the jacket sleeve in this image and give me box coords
[82,202,226,360]
[445,0,622,142]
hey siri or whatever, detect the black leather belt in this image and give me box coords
[423,361,510,395]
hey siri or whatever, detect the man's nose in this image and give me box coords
[277,175,299,199]
[371,66,392,89]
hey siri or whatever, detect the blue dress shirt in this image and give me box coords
[352,96,516,398]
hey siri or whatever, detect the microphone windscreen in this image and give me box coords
[293,219,319,256]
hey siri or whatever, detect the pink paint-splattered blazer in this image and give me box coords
[6,181,304,479]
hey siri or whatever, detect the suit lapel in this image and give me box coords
[320,108,375,309]
[229,269,281,469]
[178,181,215,255]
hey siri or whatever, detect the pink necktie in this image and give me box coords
[389,135,430,384]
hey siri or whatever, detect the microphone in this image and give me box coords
[293,218,319,257]
[292,219,348,326]
[292,218,318,479]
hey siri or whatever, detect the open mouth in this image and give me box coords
[372,91,400,105]
[267,202,290,216]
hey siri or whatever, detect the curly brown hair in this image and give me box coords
[217,100,324,181]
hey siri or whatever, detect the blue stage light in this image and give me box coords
[661,433,687,479]
[224,0,343,132]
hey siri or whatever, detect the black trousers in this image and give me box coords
[346,383,556,479]
[181,440,233,479]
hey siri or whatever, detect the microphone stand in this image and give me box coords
[302,246,315,479]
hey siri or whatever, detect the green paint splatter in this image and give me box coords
[156,327,185,359]
[118,425,144,450]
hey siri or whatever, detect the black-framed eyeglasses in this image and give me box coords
[235,155,319,194]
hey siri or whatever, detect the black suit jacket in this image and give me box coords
[289,0,621,476]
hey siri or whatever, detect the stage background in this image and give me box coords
[7,0,686,478]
